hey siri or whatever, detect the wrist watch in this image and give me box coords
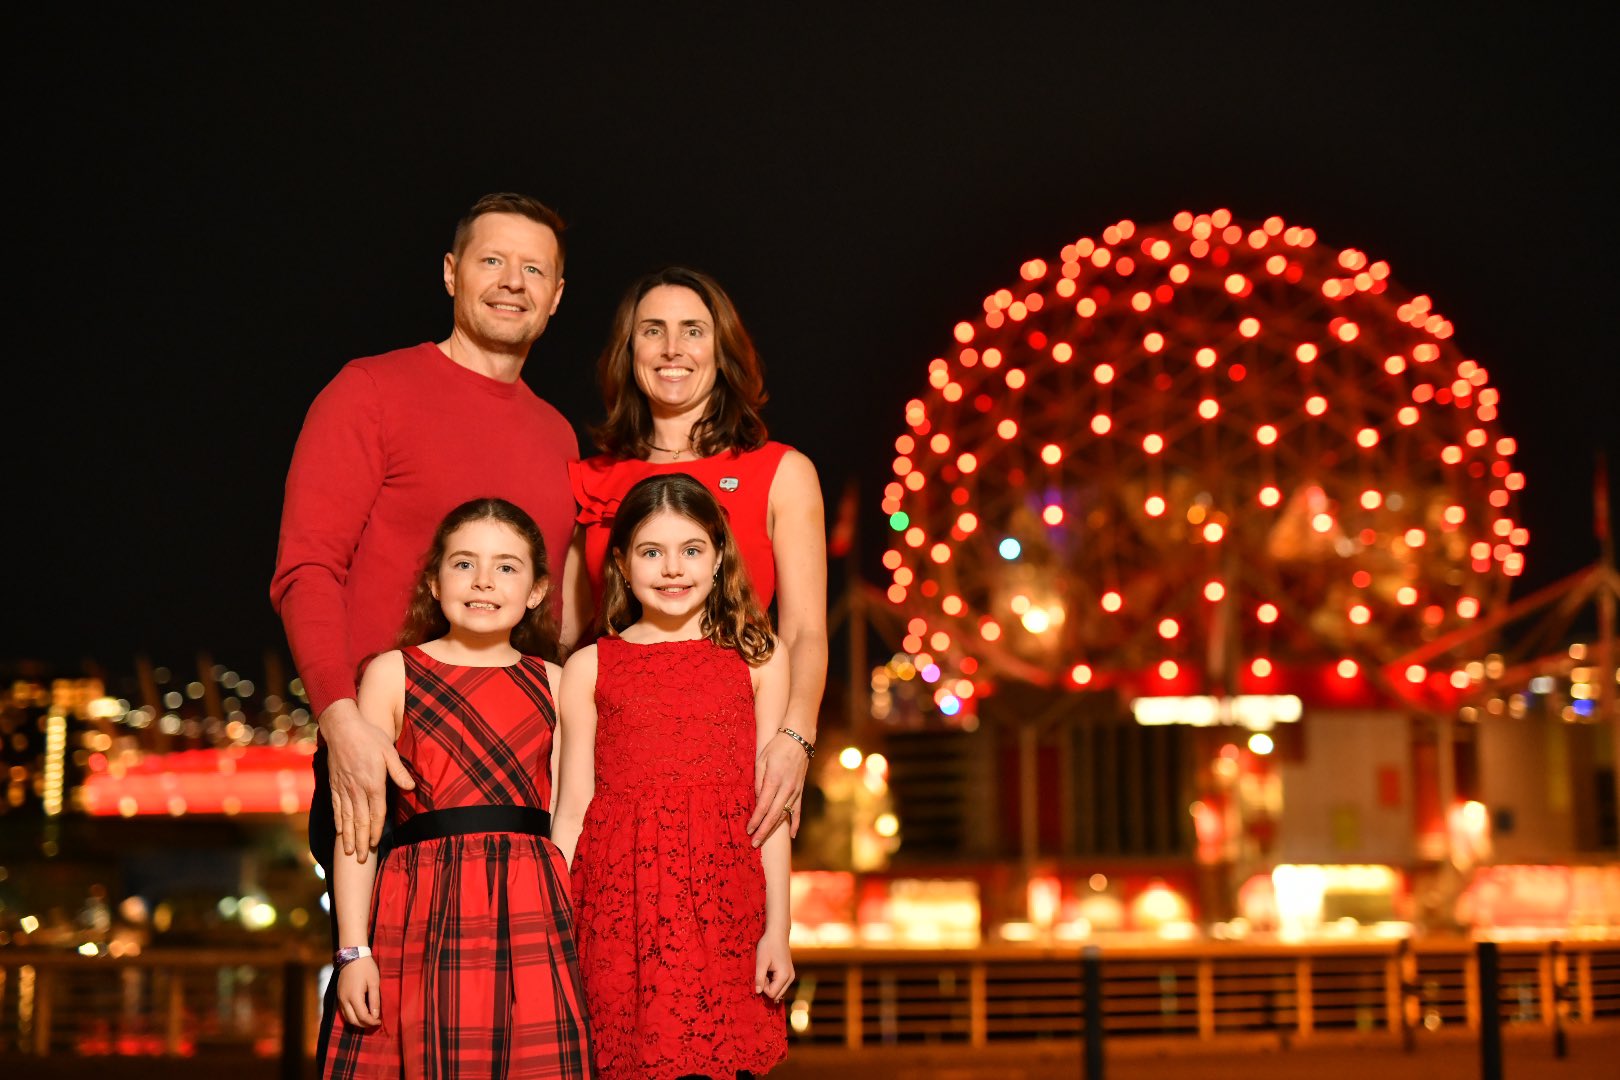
[334,945,372,971]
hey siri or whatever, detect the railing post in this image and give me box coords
[1550,942,1568,1059]
[282,956,308,1080]
[1083,944,1105,1080]
[1295,956,1313,1039]
[1478,941,1502,1080]
[968,962,987,1048]
[843,964,862,1049]
[1577,949,1593,1023]
[166,968,185,1056]
[1538,942,1556,1028]
[33,965,52,1056]
[1464,949,1480,1030]
[1196,957,1215,1040]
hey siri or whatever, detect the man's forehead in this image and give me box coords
[463,213,559,256]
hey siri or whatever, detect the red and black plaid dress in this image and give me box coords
[324,646,591,1079]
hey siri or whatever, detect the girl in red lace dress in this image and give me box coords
[553,474,792,1079]
[323,498,592,1079]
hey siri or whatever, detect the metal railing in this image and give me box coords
[1,937,1616,1064]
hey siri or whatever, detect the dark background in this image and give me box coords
[8,7,1616,674]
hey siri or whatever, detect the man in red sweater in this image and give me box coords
[271,193,578,877]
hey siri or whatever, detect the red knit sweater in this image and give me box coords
[270,343,578,716]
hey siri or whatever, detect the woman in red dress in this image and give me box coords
[553,474,794,1079]
[323,498,590,1079]
[565,267,825,843]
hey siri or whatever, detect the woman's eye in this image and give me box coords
[452,559,472,570]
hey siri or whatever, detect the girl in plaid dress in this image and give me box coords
[323,497,592,1079]
[553,474,792,1079]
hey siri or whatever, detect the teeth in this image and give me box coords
[491,303,523,312]
[657,369,689,380]
[467,602,498,609]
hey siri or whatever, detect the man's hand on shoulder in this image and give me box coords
[320,698,414,862]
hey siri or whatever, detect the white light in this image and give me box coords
[839,747,864,770]
[1131,695,1302,728]
[999,538,1022,560]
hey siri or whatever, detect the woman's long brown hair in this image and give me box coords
[397,498,559,660]
[600,474,775,666]
[591,267,769,460]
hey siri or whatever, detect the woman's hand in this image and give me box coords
[322,697,414,861]
[748,733,809,846]
[755,931,795,1002]
[336,956,382,1028]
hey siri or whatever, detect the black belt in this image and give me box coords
[391,805,552,847]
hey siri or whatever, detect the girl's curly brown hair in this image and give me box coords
[397,497,559,660]
[600,474,774,666]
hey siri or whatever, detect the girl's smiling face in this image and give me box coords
[618,509,718,625]
[432,518,545,635]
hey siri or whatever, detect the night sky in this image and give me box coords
[9,8,1617,675]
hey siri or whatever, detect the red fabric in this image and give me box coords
[323,649,591,1079]
[571,638,787,1080]
[271,344,578,716]
[569,442,792,611]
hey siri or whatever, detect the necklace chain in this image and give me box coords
[648,441,693,459]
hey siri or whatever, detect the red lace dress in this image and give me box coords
[571,637,787,1079]
[322,647,590,1079]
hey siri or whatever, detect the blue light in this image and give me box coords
[999,537,1022,560]
[921,664,941,683]
[939,694,962,716]
[1574,698,1595,717]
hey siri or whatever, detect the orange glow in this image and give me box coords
[1496,436,1516,455]
[894,567,915,587]
[1145,495,1167,516]
[942,382,963,402]
[1094,363,1115,384]
[1070,663,1093,686]
[1198,398,1219,420]
[1466,428,1487,447]
[1040,443,1063,465]
[953,322,974,343]
[881,550,902,570]
[1251,658,1273,677]
[887,584,907,604]
[1311,512,1334,533]
[1470,541,1491,560]
[1225,273,1249,295]
[942,594,964,616]
[996,419,1018,439]
[1239,317,1260,338]
[1195,347,1217,368]
[1360,489,1382,509]
[1405,664,1426,684]
[1384,355,1406,375]
[1158,618,1180,639]
[1091,414,1112,435]
[1169,263,1191,284]
[1077,297,1098,317]
[1335,320,1359,342]
[1150,239,1171,260]
[981,347,1003,369]
[930,543,952,564]
[1356,428,1380,448]
[1336,658,1359,678]
[1444,505,1466,526]
[956,512,978,534]
[928,433,950,454]
[1204,580,1226,602]
[1352,570,1372,588]
[1258,485,1281,507]
[1131,290,1152,312]
[1256,424,1278,445]
[1202,522,1225,542]
[1144,331,1165,353]
[930,631,951,651]
[1349,604,1371,625]
[1266,254,1287,275]
[980,619,1002,641]
[1305,394,1328,415]
[892,455,913,476]
[1257,603,1279,624]
[1397,406,1419,425]
[1005,369,1027,389]
[1505,472,1525,491]
[1052,342,1074,363]
[895,434,916,454]
[1396,586,1418,605]
[1457,596,1480,618]
[1158,660,1180,679]
[1404,528,1426,547]
[956,452,978,473]
[1510,527,1528,546]
[904,471,925,491]
[904,526,925,548]
[1042,505,1065,525]
[1295,343,1318,363]
[1101,591,1123,613]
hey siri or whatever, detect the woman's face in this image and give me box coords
[631,285,719,420]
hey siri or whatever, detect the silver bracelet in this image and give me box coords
[777,727,815,759]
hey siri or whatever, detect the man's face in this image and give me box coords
[443,213,565,352]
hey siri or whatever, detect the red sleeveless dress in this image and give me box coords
[323,647,590,1079]
[571,637,787,1079]
[569,441,792,609]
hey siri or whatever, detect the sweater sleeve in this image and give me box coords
[269,363,386,717]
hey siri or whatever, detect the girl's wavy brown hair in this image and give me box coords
[397,498,559,660]
[600,474,774,666]
[590,266,768,460]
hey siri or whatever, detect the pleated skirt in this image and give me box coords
[324,830,591,1079]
